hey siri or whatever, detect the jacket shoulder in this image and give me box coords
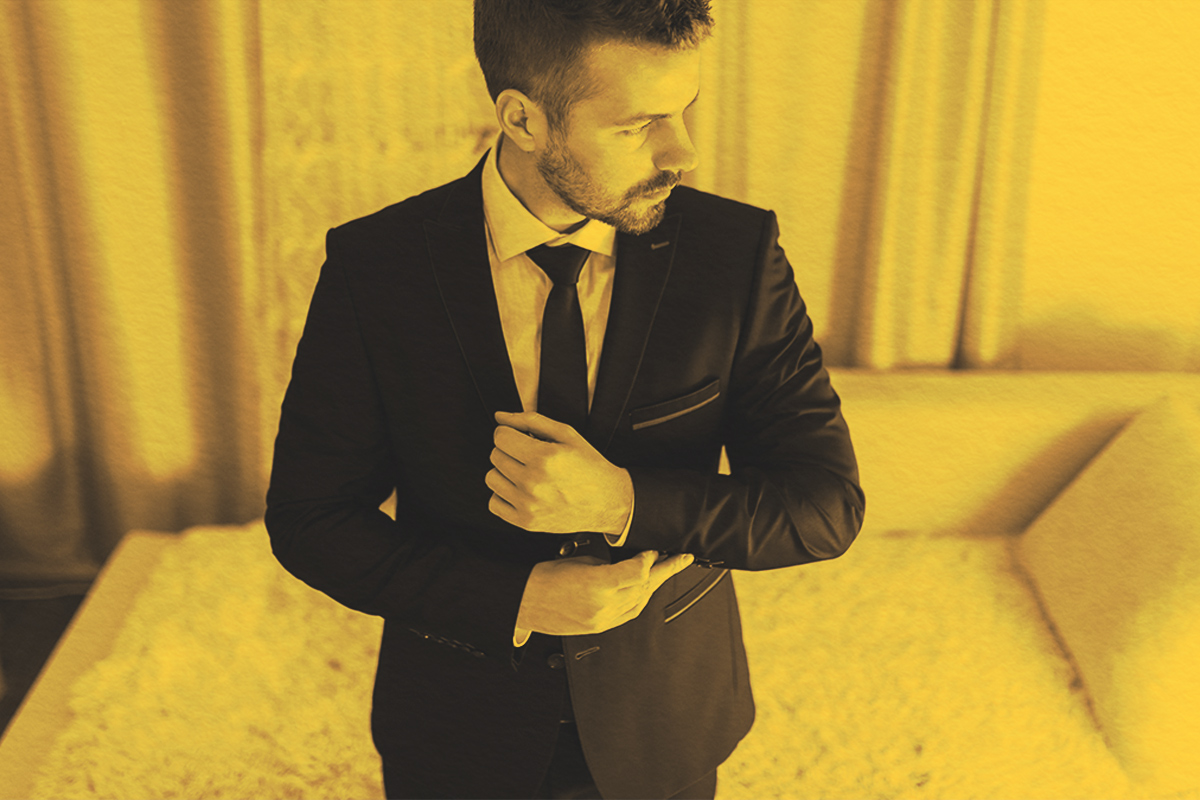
[664,186,776,259]
[666,186,773,239]
[668,185,766,215]
[328,174,468,245]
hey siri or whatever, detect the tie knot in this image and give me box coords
[527,243,588,286]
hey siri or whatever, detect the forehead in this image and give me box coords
[573,39,701,122]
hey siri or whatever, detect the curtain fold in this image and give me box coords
[953,0,1046,368]
[865,0,1002,368]
[0,0,263,582]
[717,0,1196,372]
[689,0,1046,369]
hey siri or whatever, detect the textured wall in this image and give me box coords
[260,0,498,434]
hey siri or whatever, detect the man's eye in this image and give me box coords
[623,121,652,136]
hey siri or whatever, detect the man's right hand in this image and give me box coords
[515,550,694,638]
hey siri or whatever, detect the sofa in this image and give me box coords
[1,370,1197,799]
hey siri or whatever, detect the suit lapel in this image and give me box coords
[586,214,682,454]
[425,156,682,445]
[425,158,524,417]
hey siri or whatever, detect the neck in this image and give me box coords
[496,134,586,233]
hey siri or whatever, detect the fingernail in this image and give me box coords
[684,554,695,565]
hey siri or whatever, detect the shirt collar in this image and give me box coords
[481,136,617,263]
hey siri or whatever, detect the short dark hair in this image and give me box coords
[474,0,713,132]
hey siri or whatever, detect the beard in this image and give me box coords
[536,134,681,235]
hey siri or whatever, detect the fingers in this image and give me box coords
[493,425,542,463]
[485,452,528,527]
[489,445,526,480]
[495,411,576,444]
[611,550,659,588]
[613,554,693,623]
[611,550,696,590]
[484,466,519,502]
[487,490,518,526]
[616,590,650,621]
[535,551,700,634]
[648,553,695,593]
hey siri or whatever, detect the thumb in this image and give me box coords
[614,550,659,587]
[648,553,695,592]
[495,410,576,443]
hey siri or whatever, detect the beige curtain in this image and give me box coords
[1,0,263,584]
[689,0,1045,369]
[3,0,1198,582]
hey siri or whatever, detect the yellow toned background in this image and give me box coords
[2,0,1199,597]
[2,1,1200,797]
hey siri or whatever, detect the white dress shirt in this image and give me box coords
[481,138,634,646]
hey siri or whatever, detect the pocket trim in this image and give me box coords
[630,379,721,431]
[663,568,729,623]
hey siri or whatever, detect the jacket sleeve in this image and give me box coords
[264,230,531,663]
[623,211,865,571]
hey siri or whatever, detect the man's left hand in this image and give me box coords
[486,411,633,535]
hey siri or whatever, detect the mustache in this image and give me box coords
[632,171,683,197]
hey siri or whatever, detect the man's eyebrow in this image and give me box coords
[614,91,700,127]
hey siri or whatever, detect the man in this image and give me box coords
[265,1,864,798]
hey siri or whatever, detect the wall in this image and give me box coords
[1020,0,1200,370]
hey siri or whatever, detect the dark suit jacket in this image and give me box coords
[265,155,865,799]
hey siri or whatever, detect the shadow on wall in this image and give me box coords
[1020,305,1200,372]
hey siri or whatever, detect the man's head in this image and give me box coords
[475,0,713,234]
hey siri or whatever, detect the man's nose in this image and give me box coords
[653,118,699,174]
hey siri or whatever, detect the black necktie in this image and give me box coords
[527,243,590,431]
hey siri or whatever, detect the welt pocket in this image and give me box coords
[663,567,729,623]
[630,379,721,431]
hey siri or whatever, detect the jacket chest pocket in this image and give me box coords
[663,567,729,623]
[629,378,721,432]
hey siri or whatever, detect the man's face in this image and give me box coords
[536,40,701,235]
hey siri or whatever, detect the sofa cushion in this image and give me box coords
[1017,394,1200,790]
[830,370,1200,537]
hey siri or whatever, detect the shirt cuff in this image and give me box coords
[604,491,635,548]
[514,626,532,647]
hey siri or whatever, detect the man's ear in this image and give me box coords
[495,89,546,153]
